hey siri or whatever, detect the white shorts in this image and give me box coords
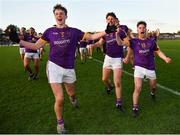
[103,55,123,70]
[86,45,91,49]
[25,52,39,59]
[46,61,76,83]
[134,66,156,80]
[19,48,25,55]
[79,47,87,54]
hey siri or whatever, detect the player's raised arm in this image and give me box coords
[115,29,130,46]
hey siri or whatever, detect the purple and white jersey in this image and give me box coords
[130,38,159,70]
[41,27,84,69]
[24,34,39,53]
[103,25,128,58]
[79,40,87,48]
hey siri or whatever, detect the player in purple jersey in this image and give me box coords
[128,21,171,117]
[86,39,94,59]
[79,39,88,63]
[37,33,45,61]
[5,4,115,133]
[91,12,130,112]
[24,27,40,80]
[19,27,26,61]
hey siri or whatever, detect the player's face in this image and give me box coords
[20,28,26,34]
[29,28,34,35]
[54,9,67,26]
[106,16,116,26]
[137,24,147,37]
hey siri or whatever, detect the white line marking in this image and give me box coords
[92,58,180,96]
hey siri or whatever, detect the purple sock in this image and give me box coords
[116,98,122,106]
[57,119,64,125]
[133,104,138,110]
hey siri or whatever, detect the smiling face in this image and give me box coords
[54,9,67,26]
[106,15,116,26]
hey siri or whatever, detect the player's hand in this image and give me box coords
[123,57,129,64]
[105,24,117,34]
[5,25,20,43]
[165,57,171,63]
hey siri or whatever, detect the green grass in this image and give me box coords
[0,40,180,133]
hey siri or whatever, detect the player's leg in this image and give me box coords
[79,48,84,63]
[32,53,40,79]
[24,54,33,80]
[149,79,157,99]
[63,68,78,107]
[89,45,93,58]
[132,77,142,117]
[102,55,114,94]
[46,61,66,133]
[84,48,87,62]
[19,48,25,61]
[50,83,66,134]
[102,68,113,94]
[33,58,39,79]
[147,70,157,100]
[19,48,26,72]
[64,83,79,108]
[113,68,124,112]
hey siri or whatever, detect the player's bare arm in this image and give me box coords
[20,38,47,51]
[123,47,133,64]
[155,49,172,63]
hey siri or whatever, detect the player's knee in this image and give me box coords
[55,96,64,106]
[114,82,121,87]
[134,86,141,94]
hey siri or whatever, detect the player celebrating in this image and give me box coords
[24,27,40,80]
[79,39,88,63]
[91,13,130,112]
[19,27,27,61]
[129,21,171,117]
[5,4,116,133]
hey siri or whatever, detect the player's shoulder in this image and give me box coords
[43,27,56,33]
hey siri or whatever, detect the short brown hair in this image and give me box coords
[53,4,67,15]
[137,21,147,27]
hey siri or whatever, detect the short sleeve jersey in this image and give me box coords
[41,27,84,69]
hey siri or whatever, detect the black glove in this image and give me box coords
[5,25,20,43]
[105,24,117,34]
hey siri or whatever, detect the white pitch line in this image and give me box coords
[92,58,180,96]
